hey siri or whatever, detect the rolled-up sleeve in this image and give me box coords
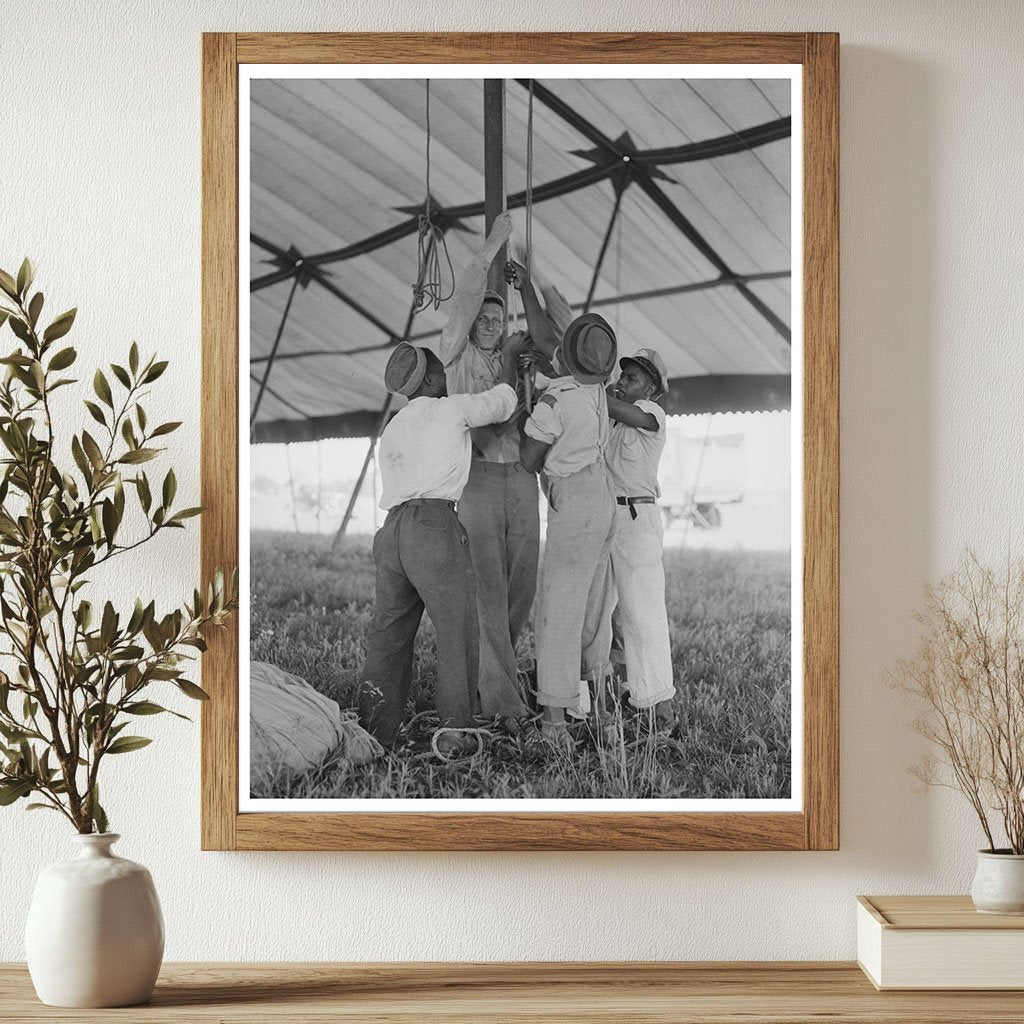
[524,395,562,444]
[456,383,517,427]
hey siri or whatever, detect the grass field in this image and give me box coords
[250,531,792,801]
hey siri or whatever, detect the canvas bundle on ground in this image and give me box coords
[250,662,382,784]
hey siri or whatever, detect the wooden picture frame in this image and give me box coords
[201,32,838,851]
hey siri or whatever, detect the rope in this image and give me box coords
[412,79,455,312]
[430,727,492,762]
[526,79,534,279]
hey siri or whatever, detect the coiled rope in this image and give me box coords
[413,79,456,312]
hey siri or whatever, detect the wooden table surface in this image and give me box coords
[3,962,1024,1023]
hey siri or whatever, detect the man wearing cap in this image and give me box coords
[440,210,564,733]
[518,313,619,746]
[603,348,676,729]
[358,339,525,753]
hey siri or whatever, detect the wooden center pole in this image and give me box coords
[483,79,508,304]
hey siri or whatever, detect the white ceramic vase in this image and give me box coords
[25,833,164,1007]
[971,849,1024,914]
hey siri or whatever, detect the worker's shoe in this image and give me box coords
[538,720,575,755]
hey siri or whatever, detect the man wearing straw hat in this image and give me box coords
[358,339,525,755]
[603,347,677,731]
[440,210,568,735]
[518,313,619,747]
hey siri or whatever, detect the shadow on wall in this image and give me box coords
[839,47,940,872]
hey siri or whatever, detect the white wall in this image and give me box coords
[2,0,1021,961]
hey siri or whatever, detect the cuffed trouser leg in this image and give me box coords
[610,504,675,708]
[459,462,538,719]
[535,463,615,708]
[359,504,479,744]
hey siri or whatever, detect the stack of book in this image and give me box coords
[857,895,1024,990]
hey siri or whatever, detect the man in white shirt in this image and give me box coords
[519,313,618,748]
[358,341,522,751]
[440,210,569,734]
[603,348,676,729]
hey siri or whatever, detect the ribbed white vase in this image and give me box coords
[971,850,1024,915]
[25,833,164,1007]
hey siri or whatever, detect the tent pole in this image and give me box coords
[331,230,440,549]
[583,188,626,313]
[483,79,508,303]
[250,268,301,436]
[332,394,393,547]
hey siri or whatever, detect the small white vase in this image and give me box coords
[971,849,1024,915]
[25,833,164,1007]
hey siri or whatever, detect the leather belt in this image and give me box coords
[393,498,456,512]
[616,495,656,520]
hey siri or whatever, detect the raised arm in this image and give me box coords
[505,260,559,361]
[440,211,514,367]
[606,392,660,432]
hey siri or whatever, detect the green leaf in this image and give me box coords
[118,448,158,465]
[71,435,92,482]
[93,369,113,409]
[81,431,105,472]
[169,507,202,523]
[48,346,77,371]
[176,679,210,701]
[136,404,147,432]
[124,700,171,716]
[91,785,108,834]
[100,601,117,647]
[27,292,43,328]
[129,342,139,375]
[0,309,9,330]
[0,779,33,805]
[42,308,76,344]
[16,258,34,298]
[121,418,137,449]
[162,468,176,508]
[101,498,117,546]
[110,363,131,389]
[0,269,18,300]
[83,400,106,427]
[105,735,152,755]
[150,421,182,438]
[136,473,152,513]
[143,360,168,383]
[8,316,31,344]
[26,803,61,813]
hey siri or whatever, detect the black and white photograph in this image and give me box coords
[241,66,800,809]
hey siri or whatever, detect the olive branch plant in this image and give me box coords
[0,259,236,833]
[894,551,1024,854]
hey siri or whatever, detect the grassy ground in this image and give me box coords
[250,531,792,800]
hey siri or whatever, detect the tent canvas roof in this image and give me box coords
[248,75,793,442]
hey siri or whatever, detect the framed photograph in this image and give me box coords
[201,32,838,851]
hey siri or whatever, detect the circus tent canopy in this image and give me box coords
[249,75,793,443]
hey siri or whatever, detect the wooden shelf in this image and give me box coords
[3,962,1024,1022]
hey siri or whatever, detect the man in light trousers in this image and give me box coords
[519,314,618,748]
[603,347,676,730]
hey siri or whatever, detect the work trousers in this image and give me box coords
[535,462,615,709]
[358,500,479,745]
[603,503,675,708]
[458,460,540,719]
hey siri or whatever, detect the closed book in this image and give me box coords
[857,895,1024,990]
